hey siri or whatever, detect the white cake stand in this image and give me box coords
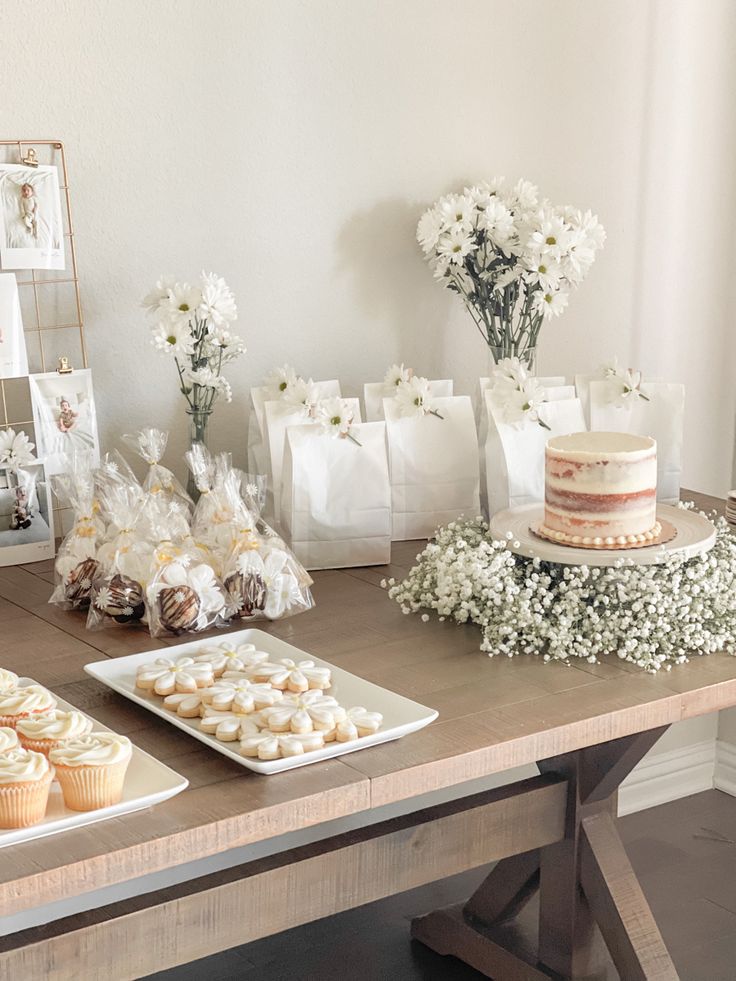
[489,503,716,567]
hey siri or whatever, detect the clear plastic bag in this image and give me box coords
[49,455,107,611]
[221,471,314,621]
[186,444,253,563]
[146,555,233,637]
[121,428,193,520]
[86,465,151,630]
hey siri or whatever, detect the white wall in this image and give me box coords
[1,0,735,494]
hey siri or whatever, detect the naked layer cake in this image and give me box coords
[539,432,661,547]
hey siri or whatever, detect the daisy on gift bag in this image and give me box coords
[364,364,453,422]
[483,358,586,516]
[580,362,685,504]
[281,396,391,569]
[384,376,480,540]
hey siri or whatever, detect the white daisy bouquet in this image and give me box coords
[417,178,605,367]
[143,273,246,494]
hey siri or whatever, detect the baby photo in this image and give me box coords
[0,163,65,270]
[29,367,100,475]
[0,461,54,566]
[0,273,28,378]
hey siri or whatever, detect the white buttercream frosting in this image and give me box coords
[49,732,132,767]
[0,669,19,692]
[0,727,19,753]
[17,710,93,742]
[0,747,51,783]
[0,685,57,718]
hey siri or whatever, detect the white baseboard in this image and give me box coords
[714,739,736,797]
[618,739,716,816]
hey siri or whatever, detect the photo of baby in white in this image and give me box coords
[0,463,53,556]
[0,163,65,270]
[29,368,100,476]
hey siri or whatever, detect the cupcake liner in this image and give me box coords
[54,758,130,811]
[16,736,65,758]
[0,770,53,828]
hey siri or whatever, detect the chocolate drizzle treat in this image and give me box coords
[92,574,145,624]
[64,557,101,608]
[225,570,267,619]
[158,585,201,633]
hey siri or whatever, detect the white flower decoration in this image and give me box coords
[384,363,411,388]
[193,642,269,676]
[260,692,346,735]
[151,320,195,356]
[335,706,384,741]
[316,397,361,445]
[240,728,324,760]
[394,376,443,420]
[135,656,214,696]
[0,429,36,470]
[282,377,320,418]
[249,659,332,692]
[264,364,298,399]
[198,271,237,328]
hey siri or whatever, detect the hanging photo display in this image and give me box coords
[0,460,55,567]
[29,368,100,475]
[0,163,65,270]
[0,273,28,378]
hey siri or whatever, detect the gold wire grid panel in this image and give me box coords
[0,141,88,533]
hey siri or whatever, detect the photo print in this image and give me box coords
[0,163,65,270]
[0,273,28,378]
[0,461,55,566]
[29,368,100,476]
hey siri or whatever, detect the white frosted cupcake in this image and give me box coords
[0,727,19,753]
[0,669,19,693]
[0,748,53,828]
[0,685,57,729]
[50,732,132,811]
[16,710,93,757]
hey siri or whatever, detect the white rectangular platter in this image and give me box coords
[85,628,439,775]
[0,680,188,849]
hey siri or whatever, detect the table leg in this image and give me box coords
[411,727,680,980]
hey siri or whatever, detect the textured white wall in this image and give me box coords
[1,0,735,493]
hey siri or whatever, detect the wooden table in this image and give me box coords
[0,491,733,980]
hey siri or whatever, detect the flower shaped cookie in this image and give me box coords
[135,656,214,696]
[335,706,383,742]
[249,658,331,693]
[240,728,324,760]
[193,641,269,677]
[259,691,346,735]
[199,707,267,742]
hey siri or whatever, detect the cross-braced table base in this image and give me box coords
[412,728,680,980]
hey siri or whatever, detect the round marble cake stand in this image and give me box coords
[488,503,716,567]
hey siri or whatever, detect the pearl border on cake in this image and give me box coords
[533,520,664,550]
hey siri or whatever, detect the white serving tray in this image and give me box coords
[0,680,188,849]
[85,629,439,774]
[489,503,716,568]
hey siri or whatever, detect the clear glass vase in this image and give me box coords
[487,340,537,373]
[186,407,212,502]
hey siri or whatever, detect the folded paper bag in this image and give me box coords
[281,420,391,570]
[384,395,480,541]
[483,394,587,516]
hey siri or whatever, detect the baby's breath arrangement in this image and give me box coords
[385,506,736,672]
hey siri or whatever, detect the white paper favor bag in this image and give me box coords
[588,380,685,503]
[385,395,480,541]
[281,420,391,570]
[260,380,342,522]
[364,379,453,423]
[484,395,587,516]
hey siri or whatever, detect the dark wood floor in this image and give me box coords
[148,789,736,981]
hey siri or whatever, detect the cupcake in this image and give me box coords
[50,732,132,811]
[0,669,19,692]
[0,748,53,828]
[0,727,18,753]
[16,710,93,757]
[0,685,57,728]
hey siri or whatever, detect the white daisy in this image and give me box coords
[283,377,320,417]
[141,275,177,313]
[394,376,442,419]
[384,363,411,389]
[436,226,476,265]
[416,208,444,254]
[94,586,112,610]
[317,397,360,444]
[264,364,298,398]
[198,271,237,327]
[532,287,569,319]
[521,254,562,292]
[151,320,195,357]
[0,429,36,469]
[437,193,476,228]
